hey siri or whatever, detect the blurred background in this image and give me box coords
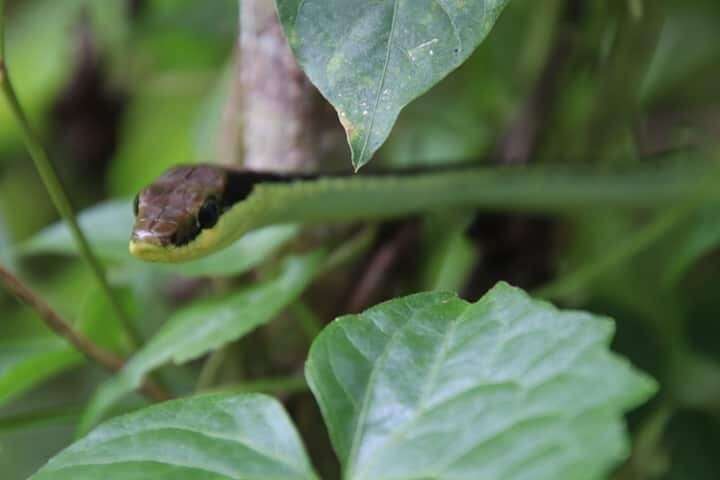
[0,0,719,479]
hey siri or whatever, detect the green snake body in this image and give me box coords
[130,162,717,263]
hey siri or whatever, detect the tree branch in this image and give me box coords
[239,0,344,171]
[346,223,419,313]
[0,264,169,402]
[217,47,245,166]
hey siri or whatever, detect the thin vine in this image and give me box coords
[0,0,141,347]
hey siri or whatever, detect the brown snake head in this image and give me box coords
[130,165,227,256]
[129,164,292,262]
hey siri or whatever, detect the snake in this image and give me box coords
[129,162,717,263]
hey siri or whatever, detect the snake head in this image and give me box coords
[129,165,227,261]
[130,164,297,262]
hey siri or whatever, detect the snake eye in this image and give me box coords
[198,196,219,229]
[132,194,140,217]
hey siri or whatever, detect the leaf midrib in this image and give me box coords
[350,304,468,479]
[345,298,469,479]
[344,299,417,477]
[356,0,400,167]
[51,424,308,477]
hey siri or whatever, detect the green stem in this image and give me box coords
[321,227,377,274]
[536,161,720,300]
[585,4,662,163]
[0,2,141,347]
[613,402,673,480]
[195,346,229,391]
[534,207,685,300]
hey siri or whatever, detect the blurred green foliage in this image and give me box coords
[0,0,719,479]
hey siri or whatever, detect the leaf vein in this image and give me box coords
[327,330,361,409]
[433,0,463,55]
[345,302,418,475]
[356,0,400,167]
[293,0,309,33]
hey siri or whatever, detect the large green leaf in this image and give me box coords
[31,393,317,480]
[276,0,510,169]
[82,252,324,430]
[0,338,82,407]
[22,199,299,277]
[306,283,656,480]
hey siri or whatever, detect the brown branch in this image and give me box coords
[217,47,245,165]
[346,223,419,313]
[0,264,169,402]
[240,0,319,171]
[239,0,346,171]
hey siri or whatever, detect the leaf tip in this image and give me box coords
[484,280,529,303]
[627,367,660,406]
[348,133,372,171]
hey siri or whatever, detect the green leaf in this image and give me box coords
[306,283,657,480]
[0,338,82,407]
[22,199,299,277]
[82,252,324,431]
[31,393,318,480]
[276,0,511,169]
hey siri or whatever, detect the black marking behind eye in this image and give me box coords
[222,171,311,209]
[133,194,140,217]
[172,223,201,247]
[198,196,220,229]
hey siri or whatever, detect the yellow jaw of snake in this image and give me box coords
[129,226,227,263]
[129,165,229,263]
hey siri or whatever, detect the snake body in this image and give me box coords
[130,162,716,263]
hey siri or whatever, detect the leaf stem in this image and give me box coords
[195,346,230,392]
[0,1,141,347]
[0,264,170,402]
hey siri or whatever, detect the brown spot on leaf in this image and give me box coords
[338,110,356,138]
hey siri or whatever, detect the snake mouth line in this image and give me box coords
[129,221,229,263]
[128,240,168,262]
